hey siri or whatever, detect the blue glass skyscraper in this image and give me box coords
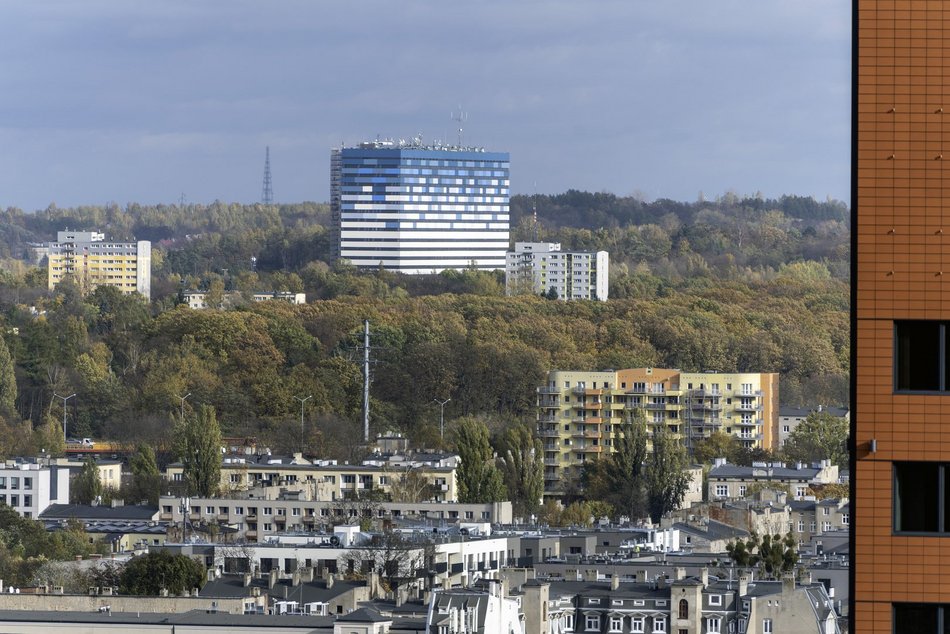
[331,140,510,273]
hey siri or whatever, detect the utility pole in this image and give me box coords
[294,395,312,448]
[363,320,370,443]
[433,398,451,441]
[53,393,76,444]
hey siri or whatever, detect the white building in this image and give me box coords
[182,290,306,309]
[0,460,70,519]
[331,140,510,274]
[505,242,608,301]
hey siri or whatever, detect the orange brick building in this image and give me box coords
[854,2,950,632]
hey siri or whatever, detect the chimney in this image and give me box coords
[674,567,686,581]
[207,569,216,583]
[243,572,252,588]
[268,569,278,590]
[306,567,315,583]
[739,575,749,596]
[292,569,301,587]
[782,572,795,594]
[326,574,334,590]
[611,574,620,591]
[700,568,709,588]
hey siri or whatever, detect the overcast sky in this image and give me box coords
[0,1,850,212]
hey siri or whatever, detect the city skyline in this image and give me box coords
[0,1,849,212]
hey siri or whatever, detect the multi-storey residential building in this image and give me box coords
[0,460,70,519]
[164,452,459,503]
[505,242,609,301]
[47,230,151,299]
[331,140,510,273]
[537,368,779,495]
[851,2,950,632]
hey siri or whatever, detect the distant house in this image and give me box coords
[777,405,849,447]
[707,459,840,500]
[182,290,305,309]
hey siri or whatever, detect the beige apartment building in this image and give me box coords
[537,368,779,495]
[47,230,151,299]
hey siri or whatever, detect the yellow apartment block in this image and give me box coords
[47,230,151,300]
[537,368,779,495]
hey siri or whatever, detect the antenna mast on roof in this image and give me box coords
[451,106,467,147]
[261,146,274,205]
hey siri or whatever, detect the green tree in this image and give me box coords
[0,335,16,416]
[498,423,544,521]
[782,412,849,468]
[71,457,103,505]
[606,409,650,520]
[119,550,205,595]
[645,424,692,523]
[452,417,507,503]
[127,444,162,505]
[174,404,222,497]
[692,430,742,465]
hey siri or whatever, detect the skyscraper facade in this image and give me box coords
[330,140,510,274]
[853,2,950,632]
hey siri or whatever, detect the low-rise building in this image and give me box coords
[182,290,306,309]
[777,405,849,447]
[165,452,458,503]
[707,459,839,501]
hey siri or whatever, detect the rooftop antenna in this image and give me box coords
[261,146,274,205]
[451,106,467,147]
[532,181,540,241]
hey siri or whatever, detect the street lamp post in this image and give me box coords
[294,395,312,447]
[53,393,76,444]
[176,393,191,424]
[433,398,451,440]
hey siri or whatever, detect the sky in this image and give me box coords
[0,1,850,212]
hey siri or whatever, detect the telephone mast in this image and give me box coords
[261,146,274,205]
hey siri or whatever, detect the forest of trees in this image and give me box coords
[0,191,849,467]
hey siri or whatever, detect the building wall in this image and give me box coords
[0,464,69,519]
[853,1,950,632]
[331,143,510,273]
[505,244,609,301]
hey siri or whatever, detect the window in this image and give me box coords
[762,618,772,633]
[342,475,356,484]
[610,616,623,632]
[10,477,18,489]
[585,615,600,631]
[0,477,5,489]
[892,604,947,633]
[565,614,575,631]
[263,507,273,516]
[235,507,244,515]
[842,513,849,525]
[707,618,721,634]
[679,599,688,619]
[23,478,32,490]
[652,617,665,633]
[23,495,31,507]
[894,462,949,533]
[715,485,728,497]
[895,321,947,391]
[206,506,214,514]
[292,508,300,516]
[738,485,746,497]
[263,523,272,531]
[631,616,644,632]
[709,594,722,606]
[588,599,600,605]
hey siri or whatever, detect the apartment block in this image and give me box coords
[47,230,151,299]
[0,460,70,519]
[182,290,306,310]
[537,368,779,495]
[164,453,458,503]
[505,242,609,301]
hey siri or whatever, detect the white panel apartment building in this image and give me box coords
[0,460,70,519]
[505,242,608,301]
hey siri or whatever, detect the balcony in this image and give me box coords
[645,402,669,410]
[302,515,316,524]
[538,428,562,438]
[733,403,763,412]
[217,513,230,521]
[572,431,601,439]
[689,401,723,411]
[160,512,173,521]
[578,417,603,425]
[538,387,561,395]
[538,414,559,424]
[246,513,258,521]
[544,458,561,466]
[736,418,764,427]
[737,390,765,397]
[577,445,603,453]
[689,389,722,398]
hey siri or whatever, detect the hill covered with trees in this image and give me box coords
[0,191,849,462]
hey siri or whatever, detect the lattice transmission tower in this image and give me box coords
[261,146,274,205]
